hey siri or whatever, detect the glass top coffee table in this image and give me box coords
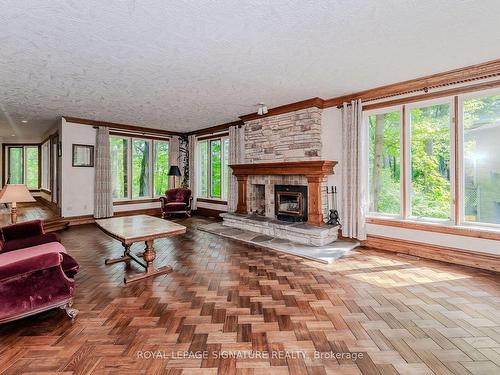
[95,215,186,284]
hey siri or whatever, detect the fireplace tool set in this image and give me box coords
[326,186,341,227]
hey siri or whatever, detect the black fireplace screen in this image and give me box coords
[274,185,308,222]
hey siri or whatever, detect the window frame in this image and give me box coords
[196,134,229,201]
[458,87,500,230]
[364,105,404,219]
[110,135,170,202]
[405,97,456,224]
[3,144,41,190]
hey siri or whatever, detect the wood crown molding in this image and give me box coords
[187,120,243,137]
[63,116,184,137]
[363,234,500,273]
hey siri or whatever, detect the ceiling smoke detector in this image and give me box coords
[257,103,268,115]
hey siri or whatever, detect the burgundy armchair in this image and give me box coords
[0,220,79,324]
[160,188,193,218]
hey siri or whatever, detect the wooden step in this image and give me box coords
[43,219,70,232]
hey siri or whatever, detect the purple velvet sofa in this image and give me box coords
[0,220,79,324]
[160,188,193,217]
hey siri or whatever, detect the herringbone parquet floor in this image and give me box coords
[1,217,499,375]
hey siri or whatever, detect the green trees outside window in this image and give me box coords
[409,103,451,219]
[110,136,169,200]
[197,136,229,200]
[110,137,128,199]
[6,146,39,189]
[154,141,169,196]
[368,111,401,214]
[463,94,500,224]
[367,89,500,228]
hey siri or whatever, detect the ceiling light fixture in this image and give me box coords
[257,103,268,116]
[21,120,28,123]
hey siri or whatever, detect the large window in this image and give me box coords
[197,135,229,200]
[110,136,169,200]
[366,88,500,229]
[5,145,39,189]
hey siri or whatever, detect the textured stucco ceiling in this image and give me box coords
[1,0,500,138]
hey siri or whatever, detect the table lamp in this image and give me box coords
[0,184,36,224]
[168,165,182,189]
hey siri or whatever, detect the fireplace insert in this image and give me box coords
[274,185,308,222]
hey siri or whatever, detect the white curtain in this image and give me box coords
[94,126,113,218]
[188,134,197,209]
[341,100,367,240]
[228,125,245,212]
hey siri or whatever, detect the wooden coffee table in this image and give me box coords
[95,215,186,284]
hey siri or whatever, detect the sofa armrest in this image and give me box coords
[1,220,44,241]
[0,252,62,282]
[2,233,61,253]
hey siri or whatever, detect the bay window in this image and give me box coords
[366,88,500,229]
[110,135,169,201]
[197,135,229,200]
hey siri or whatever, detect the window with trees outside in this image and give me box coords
[366,89,500,229]
[5,145,39,189]
[110,136,169,201]
[197,136,229,200]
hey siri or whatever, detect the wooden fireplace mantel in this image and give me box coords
[229,160,338,227]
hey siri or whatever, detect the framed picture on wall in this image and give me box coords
[72,144,94,167]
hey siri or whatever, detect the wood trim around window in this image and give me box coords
[196,198,228,205]
[113,198,160,206]
[366,217,500,242]
[362,234,500,273]
[63,116,183,137]
[197,132,229,141]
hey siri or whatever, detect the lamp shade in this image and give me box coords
[167,165,182,177]
[0,184,36,203]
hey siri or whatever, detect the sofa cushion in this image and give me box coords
[165,202,187,211]
[0,242,67,268]
[175,189,191,202]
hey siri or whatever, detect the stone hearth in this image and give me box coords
[221,212,339,246]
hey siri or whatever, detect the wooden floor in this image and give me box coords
[0,217,499,375]
[0,202,59,226]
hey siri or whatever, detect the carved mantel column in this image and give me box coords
[236,176,248,214]
[306,175,324,227]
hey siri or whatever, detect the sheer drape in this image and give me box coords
[94,126,113,218]
[341,100,367,240]
[228,125,244,212]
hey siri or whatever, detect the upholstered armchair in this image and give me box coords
[159,188,193,218]
[0,220,79,324]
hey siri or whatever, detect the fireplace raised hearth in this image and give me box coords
[275,185,307,222]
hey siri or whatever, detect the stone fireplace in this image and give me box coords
[221,160,339,246]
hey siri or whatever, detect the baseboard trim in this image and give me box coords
[363,235,500,273]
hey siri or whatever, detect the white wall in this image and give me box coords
[60,118,96,217]
[321,106,500,256]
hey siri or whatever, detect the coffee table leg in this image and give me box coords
[105,243,131,265]
[124,240,172,283]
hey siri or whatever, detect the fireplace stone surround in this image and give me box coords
[224,160,340,246]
